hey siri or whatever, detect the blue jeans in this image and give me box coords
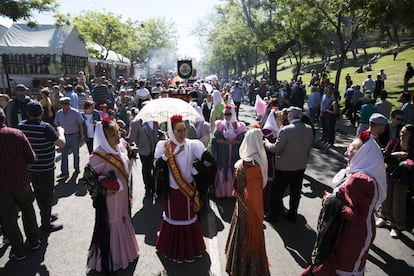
[61,133,80,174]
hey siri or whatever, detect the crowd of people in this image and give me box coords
[0,64,412,276]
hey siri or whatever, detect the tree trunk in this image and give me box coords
[335,49,347,91]
[267,40,297,83]
[254,46,258,79]
[393,24,400,44]
[351,46,357,59]
[268,50,277,83]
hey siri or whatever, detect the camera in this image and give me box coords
[127,144,139,160]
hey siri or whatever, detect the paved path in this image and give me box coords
[0,102,413,275]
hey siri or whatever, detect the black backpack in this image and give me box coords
[311,195,345,268]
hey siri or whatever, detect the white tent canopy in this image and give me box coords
[0,24,88,57]
[0,25,8,40]
[87,43,130,65]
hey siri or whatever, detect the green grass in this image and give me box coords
[255,43,414,109]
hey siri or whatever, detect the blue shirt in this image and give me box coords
[320,94,332,112]
[54,107,83,135]
[307,91,321,109]
[66,90,79,110]
[230,86,243,102]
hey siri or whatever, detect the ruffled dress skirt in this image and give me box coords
[156,187,206,262]
[87,186,139,272]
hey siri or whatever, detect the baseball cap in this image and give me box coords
[286,106,302,117]
[369,113,388,125]
[15,84,29,92]
[59,97,71,103]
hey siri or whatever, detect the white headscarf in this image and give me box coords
[263,109,280,137]
[222,105,238,139]
[332,136,387,207]
[167,117,187,155]
[212,90,223,106]
[93,122,130,173]
[235,128,268,187]
[190,101,204,121]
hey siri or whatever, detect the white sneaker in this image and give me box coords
[390,228,400,239]
[376,218,387,228]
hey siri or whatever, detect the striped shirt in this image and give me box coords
[92,85,109,106]
[18,119,58,172]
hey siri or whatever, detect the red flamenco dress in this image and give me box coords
[155,139,206,262]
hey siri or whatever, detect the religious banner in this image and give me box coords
[177,59,192,79]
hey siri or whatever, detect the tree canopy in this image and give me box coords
[71,12,176,63]
[0,0,57,25]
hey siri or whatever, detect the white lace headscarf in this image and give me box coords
[332,135,387,207]
[222,105,238,140]
[212,90,223,107]
[235,128,268,187]
[93,121,129,173]
[263,109,280,137]
[167,116,187,155]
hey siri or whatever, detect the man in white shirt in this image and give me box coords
[362,74,376,93]
[134,80,151,110]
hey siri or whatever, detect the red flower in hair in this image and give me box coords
[102,117,111,126]
[225,104,232,110]
[271,106,279,111]
[358,130,371,143]
[250,123,260,129]
[170,114,183,124]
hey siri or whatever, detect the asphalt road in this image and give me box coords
[0,102,413,275]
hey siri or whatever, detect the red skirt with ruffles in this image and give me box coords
[156,187,206,262]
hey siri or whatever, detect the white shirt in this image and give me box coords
[84,113,95,138]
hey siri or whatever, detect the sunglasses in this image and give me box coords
[394,117,403,121]
[174,128,187,134]
[61,102,70,105]
[224,113,232,116]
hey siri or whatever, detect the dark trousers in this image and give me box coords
[327,116,337,145]
[86,138,94,154]
[0,185,39,256]
[320,112,329,142]
[270,169,305,219]
[234,101,241,120]
[140,154,155,195]
[30,170,55,228]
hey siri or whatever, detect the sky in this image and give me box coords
[0,0,221,60]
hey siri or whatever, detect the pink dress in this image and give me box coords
[87,146,139,272]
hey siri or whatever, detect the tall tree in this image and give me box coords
[73,12,127,60]
[364,0,414,43]
[202,2,257,78]
[307,0,369,90]
[282,0,327,81]
[124,18,177,64]
[240,0,297,83]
